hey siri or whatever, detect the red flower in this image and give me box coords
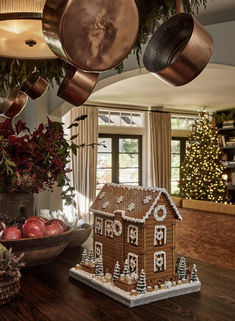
[0,117,14,137]
[15,120,27,135]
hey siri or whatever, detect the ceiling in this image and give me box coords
[196,0,235,25]
[87,64,235,113]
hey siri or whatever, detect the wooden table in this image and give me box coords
[0,246,234,321]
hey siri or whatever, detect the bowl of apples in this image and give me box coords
[0,216,73,267]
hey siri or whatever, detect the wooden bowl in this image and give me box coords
[68,224,92,248]
[0,228,73,267]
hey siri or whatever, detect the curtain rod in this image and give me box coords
[84,103,200,116]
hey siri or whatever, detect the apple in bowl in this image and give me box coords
[2,226,22,240]
[22,219,46,238]
[45,221,64,236]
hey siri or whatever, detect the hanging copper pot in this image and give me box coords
[143,0,213,86]
[21,70,48,100]
[42,0,139,72]
[0,86,28,118]
[57,67,99,106]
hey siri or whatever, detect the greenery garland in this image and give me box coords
[0,0,207,95]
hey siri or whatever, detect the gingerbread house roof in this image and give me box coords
[90,183,182,223]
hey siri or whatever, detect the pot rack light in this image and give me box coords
[0,0,56,59]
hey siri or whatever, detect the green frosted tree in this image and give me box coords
[81,249,87,264]
[95,257,104,276]
[180,112,229,203]
[123,259,130,277]
[177,257,186,280]
[191,264,198,282]
[113,261,121,282]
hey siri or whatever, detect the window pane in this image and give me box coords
[178,118,188,129]
[98,111,109,125]
[119,154,138,168]
[132,113,142,127]
[171,140,180,153]
[119,139,139,153]
[171,167,180,180]
[98,138,112,153]
[121,113,132,126]
[119,168,138,183]
[171,154,180,167]
[97,169,112,184]
[171,117,179,129]
[110,112,120,126]
[97,154,111,168]
[171,181,180,195]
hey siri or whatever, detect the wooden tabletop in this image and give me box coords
[0,245,234,321]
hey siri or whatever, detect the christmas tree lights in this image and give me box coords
[180,113,230,203]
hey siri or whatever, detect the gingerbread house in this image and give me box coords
[90,183,182,284]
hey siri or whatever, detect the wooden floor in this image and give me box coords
[0,246,235,321]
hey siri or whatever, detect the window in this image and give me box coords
[154,251,166,272]
[97,134,142,192]
[171,138,187,195]
[105,220,113,238]
[98,110,143,127]
[128,253,138,274]
[95,217,103,235]
[171,115,199,131]
[127,225,138,246]
[95,242,103,260]
[154,226,167,246]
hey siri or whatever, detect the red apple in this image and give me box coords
[2,226,22,240]
[25,216,48,224]
[49,219,67,232]
[22,220,45,238]
[45,221,64,236]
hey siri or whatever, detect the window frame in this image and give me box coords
[98,133,143,186]
[171,137,187,195]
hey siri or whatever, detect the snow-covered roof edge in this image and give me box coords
[90,183,182,222]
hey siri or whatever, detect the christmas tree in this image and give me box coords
[113,261,121,282]
[136,269,146,294]
[95,257,104,276]
[81,249,87,264]
[88,249,95,263]
[177,257,186,280]
[123,259,130,277]
[191,264,198,282]
[180,112,229,203]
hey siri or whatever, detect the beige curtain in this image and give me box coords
[149,112,171,192]
[69,106,98,224]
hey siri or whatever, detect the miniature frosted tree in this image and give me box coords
[177,257,187,280]
[136,269,146,294]
[81,249,87,264]
[95,257,104,276]
[113,261,121,282]
[191,264,198,282]
[88,249,95,262]
[123,259,130,277]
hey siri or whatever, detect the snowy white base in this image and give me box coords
[69,268,201,308]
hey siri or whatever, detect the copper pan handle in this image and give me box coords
[176,0,184,13]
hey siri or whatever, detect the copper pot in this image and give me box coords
[0,86,28,118]
[21,70,48,100]
[57,67,99,106]
[143,1,213,86]
[42,0,139,72]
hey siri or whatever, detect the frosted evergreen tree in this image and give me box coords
[81,249,87,264]
[113,261,121,282]
[136,269,146,294]
[191,264,198,282]
[88,249,95,262]
[123,259,130,277]
[95,257,104,276]
[177,257,187,280]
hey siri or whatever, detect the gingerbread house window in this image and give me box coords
[154,251,166,272]
[154,225,166,246]
[154,205,167,222]
[95,217,103,235]
[128,253,138,274]
[127,225,138,246]
[95,242,103,260]
[105,220,113,238]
